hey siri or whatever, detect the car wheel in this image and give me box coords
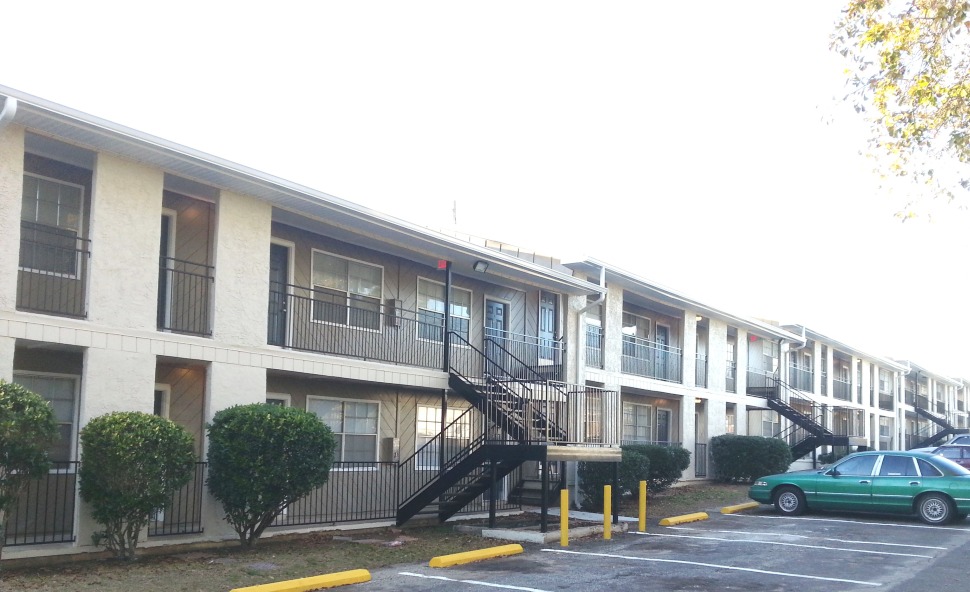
[774,486,806,516]
[917,493,954,525]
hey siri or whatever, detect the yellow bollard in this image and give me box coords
[639,480,647,532]
[604,485,612,540]
[560,489,569,547]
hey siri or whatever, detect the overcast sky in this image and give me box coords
[5,1,968,376]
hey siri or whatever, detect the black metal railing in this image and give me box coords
[695,354,708,388]
[821,370,828,396]
[586,324,603,369]
[726,362,737,393]
[905,389,916,405]
[833,378,851,401]
[620,440,682,447]
[695,443,708,477]
[916,394,929,409]
[620,335,682,382]
[274,462,401,527]
[789,364,813,392]
[17,221,91,318]
[745,369,775,394]
[148,462,206,537]
[485,327,564,383]
[270,284,443,369]
[936,401,946,415]
[4,461,78,546]
[158,257,214,336]
[879,393,894,411]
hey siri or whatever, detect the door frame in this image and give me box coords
[269,238,296,347]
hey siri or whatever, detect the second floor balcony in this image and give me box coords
[695,354,708,388]
[157,257,214,337]
[879,391,894,411]
[586,324,603,370]
[788,363,814,392]
[833,377,852,401]
[17,221,90,319]
[621,335,682,383]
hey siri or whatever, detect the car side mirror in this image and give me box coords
[828,468,839,477]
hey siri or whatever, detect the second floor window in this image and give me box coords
[417,278,471,343]
[20,174,85,276]
[311,252,382,330]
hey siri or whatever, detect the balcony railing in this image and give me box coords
[879,393,894,411]
[833,378,851,401]
[148,462,206,537]
[936,401,946,415]
[17,221,91,318]
[485,327,564,383]
[695,354,708,388]
[586,324,603,369]
[158,257,214,336]
[959,400,966,412]
[5,461,78,546]
[695,442,708,478]
[789,364,814,392]
[821,370,828,396]
[905,389,915,406]
[726,361,737,393]
[621,335,682,382]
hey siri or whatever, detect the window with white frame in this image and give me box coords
[266,393,291,407]
[725,405,737,434]
[14,373,78,463]
[307,397,379,462]
[311,251,382,330]
[762,412,780,437]
[20,174,85,276]
[415,405,471,469]
[417,278,470,343]
[622,402,653,443]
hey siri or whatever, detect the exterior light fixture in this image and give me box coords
[473,260,489,273]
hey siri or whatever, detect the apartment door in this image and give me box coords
[657,408,672,444]
[267,244,289,347]
[485,299,508,376]
[538,291,557,365]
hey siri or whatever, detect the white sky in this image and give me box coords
[4,1,968,376]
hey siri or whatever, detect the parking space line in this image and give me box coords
[541,549,882,586]
[666,526,947,550]
[634,531,932,558]
[399,572,552,592]
[725,513,968,531]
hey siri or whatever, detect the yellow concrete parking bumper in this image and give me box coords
[229,569,371,592]
[658,512,709,526]
[721,501,760,514]
[429,544,524,568]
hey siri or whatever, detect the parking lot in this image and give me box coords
[363,507,970,591]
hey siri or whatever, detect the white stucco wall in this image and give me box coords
[87,154,164,331]
[0,335,15,381]
[211,191,272,347]
[79,348,156,424]
[0,125,25,312]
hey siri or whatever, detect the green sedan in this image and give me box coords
[749,450,970,524]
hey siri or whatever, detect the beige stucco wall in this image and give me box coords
[87,154,163,330]
[212,191,272,347]
[0,336,14,381]
[0,125,25,311]
[79,348,156,423]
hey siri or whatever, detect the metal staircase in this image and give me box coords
[912,406,969,448]
[395,332,573,526]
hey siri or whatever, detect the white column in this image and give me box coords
[0,124,25,311]
[707,319,727,392]
[682,311,697,387]
[0,336,15,381]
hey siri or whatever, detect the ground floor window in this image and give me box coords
[415,405,470,469]
[307,397,379,462]
[13,372,78,463]
[622,402,653,443]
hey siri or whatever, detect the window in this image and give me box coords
[726,405,736,434]
[417,278,471,342]
[14,373,77,463]
[917,459,942,477]
[20,174,84,275]
[622,402,652,443]
[307,397,379,462]
[761,412,780,438]
[833,455,877,476]
[879,455,917,476]
[266,393,291,407]
[154,384,171,418]
[311,252,382,330]
[415,405,471,469]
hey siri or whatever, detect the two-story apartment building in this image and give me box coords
[0,87,619,560]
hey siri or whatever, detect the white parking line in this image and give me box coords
[725,512,968,531]
[541,549,882,587]
[635,531,932,558]
[399,572,552,592]
[666,526,947,550]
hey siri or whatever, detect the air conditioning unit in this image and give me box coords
[385,299,400,327]
[382,437,400,462]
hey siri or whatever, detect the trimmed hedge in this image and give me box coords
[578,448,650,511]
[207,404,337,547]
[79,412,196,560]
[0,380,59,561]
[710,434,792,483]
[627,444,691,493]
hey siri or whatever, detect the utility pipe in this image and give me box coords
[0,96,17,130]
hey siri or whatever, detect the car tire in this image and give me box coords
[917,493,954,525]
[774,486,806,516]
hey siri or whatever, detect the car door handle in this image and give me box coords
[910,481,920,486]
[859,480,870,484]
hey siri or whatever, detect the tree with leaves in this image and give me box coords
[833,0,970,214]
[206,404,336,548]
[0,380,59,562]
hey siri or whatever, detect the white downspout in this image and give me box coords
[0,96,17,130]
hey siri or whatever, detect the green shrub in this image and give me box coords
[0,380,59,561]
[206,404,337,547]
[578,448,651,510]
[627,444,691,493]
[79,412,196,560]
[710,434,792,483]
